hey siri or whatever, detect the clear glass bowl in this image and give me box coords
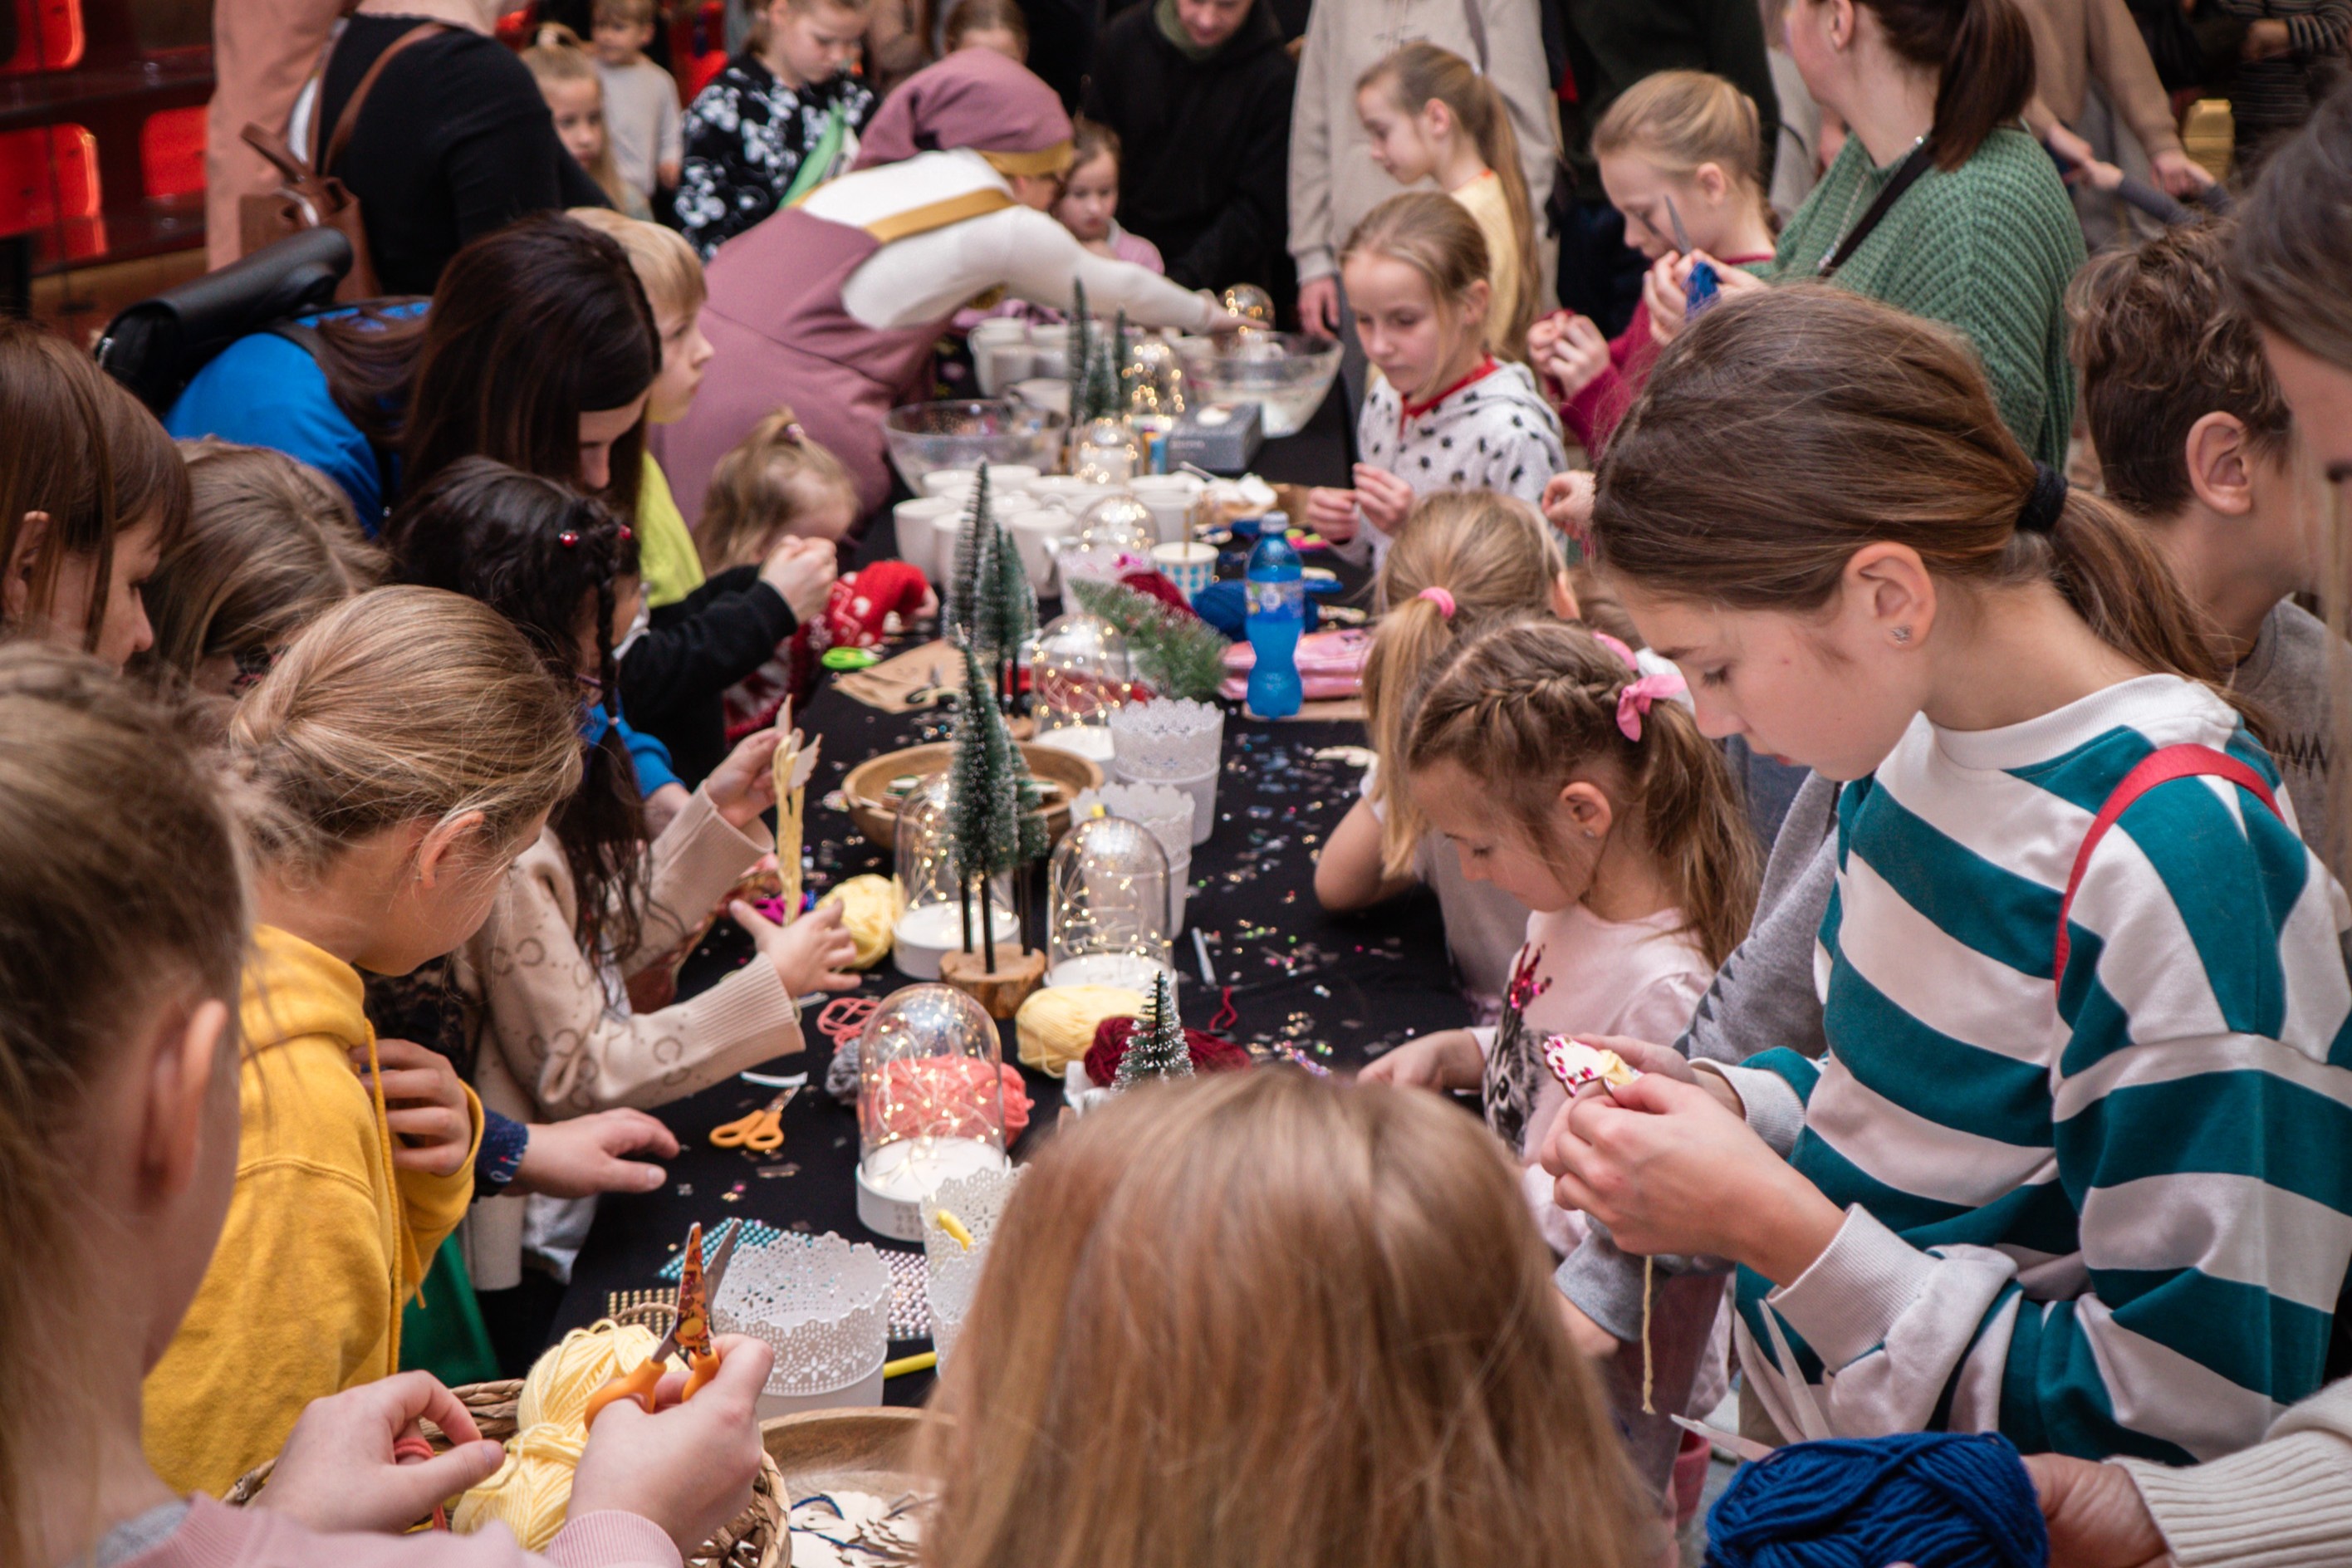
[882,399,1067,493]
[1173,332,1343,438]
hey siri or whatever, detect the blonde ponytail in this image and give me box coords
[1360,43,1541,359]
[1363,492,1566,879]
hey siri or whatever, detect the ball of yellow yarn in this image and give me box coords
[1016,983,1145,1073]
[451,1320,659,1551]
[819,875,901,969]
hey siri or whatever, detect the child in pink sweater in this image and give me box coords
[1528,71,1776,453]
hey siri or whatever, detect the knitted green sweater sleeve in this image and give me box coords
[1767,130,2085,468]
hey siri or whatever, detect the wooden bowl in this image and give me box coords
[840,742,1104,854]
[762,1406,925,1503]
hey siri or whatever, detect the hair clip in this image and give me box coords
[617,524,634,544]
[1615,672,1688,742]
[558,530,581,548]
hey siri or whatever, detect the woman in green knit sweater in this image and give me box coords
[1651,0,2084,468]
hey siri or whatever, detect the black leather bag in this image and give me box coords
[94,227,352,414]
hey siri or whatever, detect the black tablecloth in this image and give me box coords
[550,387,1456,1402]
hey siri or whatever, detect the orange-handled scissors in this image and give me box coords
[710,1083,801,1153]
[584,1221,739,1427]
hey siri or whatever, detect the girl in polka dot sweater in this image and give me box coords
[1306,192,1567,569]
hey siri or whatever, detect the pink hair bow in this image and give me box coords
[1615,671,1686,741]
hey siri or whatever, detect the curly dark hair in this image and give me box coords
[384,457,649,961]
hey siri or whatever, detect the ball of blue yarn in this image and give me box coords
[1704,1431,2049,1568]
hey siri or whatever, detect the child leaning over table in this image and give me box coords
[693,408,934,741]
[1304,193,1566,571]
[143,589,584,1497]
[1359,617,1754,1496]
[384,462,861,1315]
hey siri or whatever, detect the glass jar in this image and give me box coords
[1046,811,1175,991]
[891,775,1016,979]
[854,982,1011,1239]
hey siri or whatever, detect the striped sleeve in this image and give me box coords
[1766,767,2352,1461]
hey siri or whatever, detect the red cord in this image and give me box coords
[817,995,880,1047]
[391,1435,450,1531]
[1206,987,1238,1034]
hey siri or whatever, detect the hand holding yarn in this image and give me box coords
[252,1371,506,1535]
[1706,1432,2050,1568]
[571,1333,775,1553]
[2018,1452,2168,1568]
[1542,1071,1845,1282]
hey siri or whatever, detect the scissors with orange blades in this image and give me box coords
[710,1082,802,1153]
[584,1221,739,1426]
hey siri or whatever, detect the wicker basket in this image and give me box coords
[224,1306,786,1568]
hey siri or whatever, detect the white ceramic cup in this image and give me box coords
[1129,474,1204,545]
[922,468,982,497]
[1007,508,1069,593]
[894,495,962,580]
[1149,541,1218,603]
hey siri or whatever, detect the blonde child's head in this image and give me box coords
[228,586,582,975]
[1590,70,1770,262]
[919,1070,1650,1568]
[591,0,657,62]
[1054,117,1122,247]
[524,26,633,211]
[1364,492,1570,878]
[1340,192,1492,403]
[0,644,250,1568]
[697,409,859,571]
[138,441,383,697]
[1403,617,1758,966]
[942,0,1029,61]
[755,0,875,86]
[1355,43,1537,356]
[567,207,713,425]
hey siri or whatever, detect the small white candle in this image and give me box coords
[860,1135,1007,1202]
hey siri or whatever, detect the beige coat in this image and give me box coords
[2021,0,2186,159]
[1286,0,1561,288]
[457,786,801,1289]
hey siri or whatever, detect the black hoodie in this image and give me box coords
[1081,0,1296,296]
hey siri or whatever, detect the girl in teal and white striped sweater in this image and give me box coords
[1547,286,2352,1467]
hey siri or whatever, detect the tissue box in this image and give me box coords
[1166,402,1264,473]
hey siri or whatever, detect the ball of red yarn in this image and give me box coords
[1082,1016,1252,1086]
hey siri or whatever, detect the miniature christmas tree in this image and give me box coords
[1115,969,1192,1087]
[944,466,1036,706]
[1065,277,1093,390]
[1112,310,1134,413]
[1078,332,1123,424]
[945,642,1047,960]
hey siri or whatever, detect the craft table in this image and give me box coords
[550,387,1463,1401]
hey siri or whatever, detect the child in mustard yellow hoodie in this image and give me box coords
[144,586,591,1497]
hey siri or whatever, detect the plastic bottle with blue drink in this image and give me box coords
[1244,513,1303,718]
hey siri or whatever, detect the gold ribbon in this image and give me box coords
[978,140,1076,179]
[861,186,1019,243]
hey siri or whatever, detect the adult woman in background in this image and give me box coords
[1653,0,2084,468]
[307,0,609,294]
[654,48,1236,523]
[164,215,657,532]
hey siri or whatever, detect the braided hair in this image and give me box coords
[1402,618,1757,967]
